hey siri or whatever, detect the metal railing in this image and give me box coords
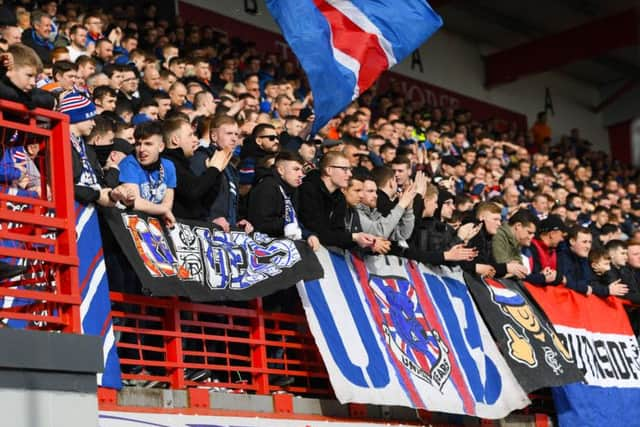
[0,100,80,332]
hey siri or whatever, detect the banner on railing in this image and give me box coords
[299,248,530,419]
[525,284,640,427]
[102,208,323,302]
[77,204,122,389]
[465,275,583,392]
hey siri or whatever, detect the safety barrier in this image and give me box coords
[0,100,80,332]
[109,291,331,395]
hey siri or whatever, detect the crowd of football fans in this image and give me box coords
[1,1,640,386]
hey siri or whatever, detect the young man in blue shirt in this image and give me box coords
[119,121,177,227]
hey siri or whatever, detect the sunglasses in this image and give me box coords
[259,135,279,141]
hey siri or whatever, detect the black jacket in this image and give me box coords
[21,29,52,62]
[161,147,221,220]
[298,170,355,249]
[247,168,298,237]
[556,249,592,295]
[410,216,461,255]
[72,142,118,205]
[0,74,55,111]
[460,225,508,277]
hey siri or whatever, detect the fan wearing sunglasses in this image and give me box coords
[238,123,281,193]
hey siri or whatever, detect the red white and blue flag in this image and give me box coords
[299,248,529,418]
[525,284,640,427]
[265,0,443,133]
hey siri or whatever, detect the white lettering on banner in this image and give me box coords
[99,411,418,427]
[555,325,640,388]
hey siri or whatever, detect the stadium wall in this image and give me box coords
[178,0,610,152]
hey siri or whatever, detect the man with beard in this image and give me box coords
[238,123,281,192]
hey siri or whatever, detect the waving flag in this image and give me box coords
[265,0,443,133]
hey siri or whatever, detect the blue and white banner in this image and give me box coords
[76,204,122,389]
[299,248,529,419]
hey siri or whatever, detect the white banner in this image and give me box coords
[298,248,529,419]
[99,411,417,427]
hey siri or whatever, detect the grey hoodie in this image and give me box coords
[355,203,415,242]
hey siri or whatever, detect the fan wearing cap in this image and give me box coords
[58,92,130,207]
[529,214,566,285]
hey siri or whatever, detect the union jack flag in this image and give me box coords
[368,275,442,372]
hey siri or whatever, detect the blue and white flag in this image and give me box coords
[299,248,529,419]
[76,204,122,389]
[265,0,443,133]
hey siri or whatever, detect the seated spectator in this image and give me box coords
[161,118,231,220]
[248,150,319,249]
[93,85,117,113]
[298,151,376,250]
[21,10,52,62]
[118,121,176,226]
[67,24,89,62]
[589,248,628,298]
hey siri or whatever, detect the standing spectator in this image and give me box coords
[93,85,117,114]
[161,119,231,220]
[191,116,252,233]
[357,174,416,243]
[461,202,527,278]
[2,26,23,47]
[298,152,376,249]
[248,151,319,250]
[492,209,551,284]
[93,39,114,72]
[0,43,54,110]
[118,121,176,226]
[58,92,127,207]
[529,215,565,284]
[239,124,280,189]
[531,111,551,152]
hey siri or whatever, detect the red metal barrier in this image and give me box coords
[0,99,80,332]
[109,291,331,395]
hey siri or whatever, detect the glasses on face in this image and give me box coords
[330,165,352,172]
[259,134,278,141]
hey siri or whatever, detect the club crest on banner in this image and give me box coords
[367,275,452,390]
[484,278,571,372]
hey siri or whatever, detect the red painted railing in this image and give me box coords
[0,100,80,332]
[109,291,331,395]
